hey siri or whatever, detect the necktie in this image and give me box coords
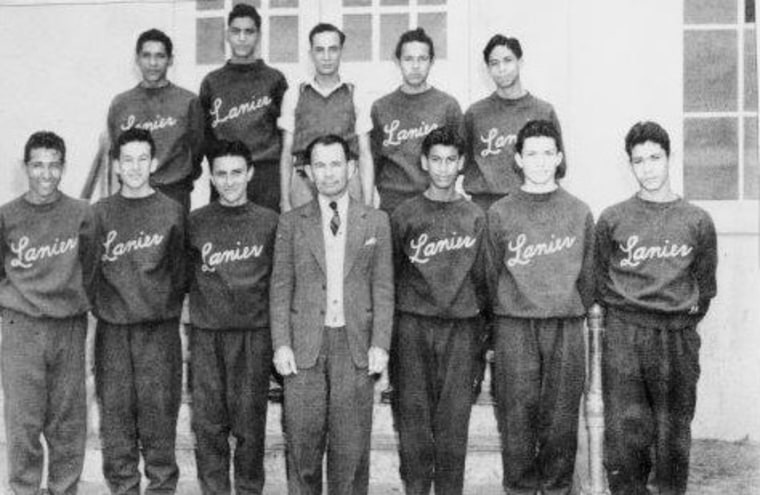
[329,201,340,235]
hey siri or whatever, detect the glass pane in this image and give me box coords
[196,17,226,65]
[684,30,737,112]
[419,0,446,4]
[381,0,409,5]
[197,0,224,10]
[747,0,755,23]
[271,0,298,6]
[684,118,739,200]
[745,117,760,198]
[746,28,758,110]
[684,0,737,24]
[270,16,298,63]
[380,14,409,60]
[343,14,372,61]
[418,12,447,59]
[343,0,372,5]
[233,0,261,8]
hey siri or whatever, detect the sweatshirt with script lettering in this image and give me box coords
[188,201,278,330]
[92,192,187,324]
[199,60,288,164]
[463,92,563,197]
[371,87,463,197]
[487,187,594,318]
[108,82,204,188]
[0,193,97,318]
[594,195,717,326]
[391,195,488,318]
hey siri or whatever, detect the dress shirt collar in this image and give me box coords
[318,192,349,225]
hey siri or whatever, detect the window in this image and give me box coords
[683,0,759,200]
[195,0,300,64]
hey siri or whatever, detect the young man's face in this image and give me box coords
[114,141,156,194]
[211,155,253,207]
[630,141,670,195]
[421,144,463,191]
[487,44,522,90]
[307,143,354,200]
[25,148,63,204]
[310,31,343,77]
[398,41,432,89]
[227,16,259,61]
[136,40,172,87]
[515,136,562,188]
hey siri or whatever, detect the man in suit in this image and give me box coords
[270,134,394,494]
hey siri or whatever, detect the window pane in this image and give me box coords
[684,30,737,112]
[233,0,261,8]
[197,17,226,65]
[343,0,372,6]
[380,14,409,60]
[684,118,739,200]
[684,0,737,24]
[418,12,447,59]
[381,0,409,5]
[745,117,760,198]
[271,0,298,7]
[746,28,758,110]
[343,14,372,61]
[747,0,755,23]
[197,0,224,10]
[270,16,298,63]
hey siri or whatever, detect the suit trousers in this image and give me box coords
[602,310,700,495]
[492,316,585,495]
[283,326,374,495]
[1,308,87,495]
[95,318,183,494]
[392,312,480,495]
[190,326,272,495]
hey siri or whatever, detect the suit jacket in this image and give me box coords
[270,197,394,369]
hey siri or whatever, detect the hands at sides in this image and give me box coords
[367,346,388,375]
[274,345,298,376]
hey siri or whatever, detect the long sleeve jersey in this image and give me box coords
[92,192,187,324]
[199,60,288,164]
[391,194,488,318]
[0,193,96,318]
[107,82,204,187]
[188,201,279,330]
[487,188,595,318]
[594,195,718,326]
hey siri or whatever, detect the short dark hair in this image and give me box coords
[483,34,522,63]
[112,128,156,160]
[421,127,465,158]
[135,28,173,58]
[208,140,253,171]
[394,27,434,60]
[228,3,261,30]
[306,134,350,164]
[514,119,566,181]
[309,23,345,47]
[24,131,66,164]
[624,121,671,159]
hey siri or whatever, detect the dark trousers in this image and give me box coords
[94,318,183,494]
[190,327,272,495]
[283,327,374,495]
[392,313,480,495]
[1,308,87,495]
[492,316,585,495]
[210,159,280,213]
[602,311,700,495]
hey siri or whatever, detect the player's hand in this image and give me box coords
[274,345,298,376]
[367,346,389,375]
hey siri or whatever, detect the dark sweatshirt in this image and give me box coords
[463,92,562,196]
[0,193,96,318]
[391,194,488,318]
[92,192,187,324]
[108,82,204,187]
[188,201,279,330]
[594,195,718,326]
[199,60,288,164]
[488,188,594,318]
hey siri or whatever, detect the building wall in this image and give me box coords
[0,0,757,441]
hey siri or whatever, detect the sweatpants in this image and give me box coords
[392,312,481,495]
[492,316,586,495]
[283,327,374,495]
[190,326,272,495]
[602,310,700,495]
[1,308,87,495]
[94,318,183,494]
